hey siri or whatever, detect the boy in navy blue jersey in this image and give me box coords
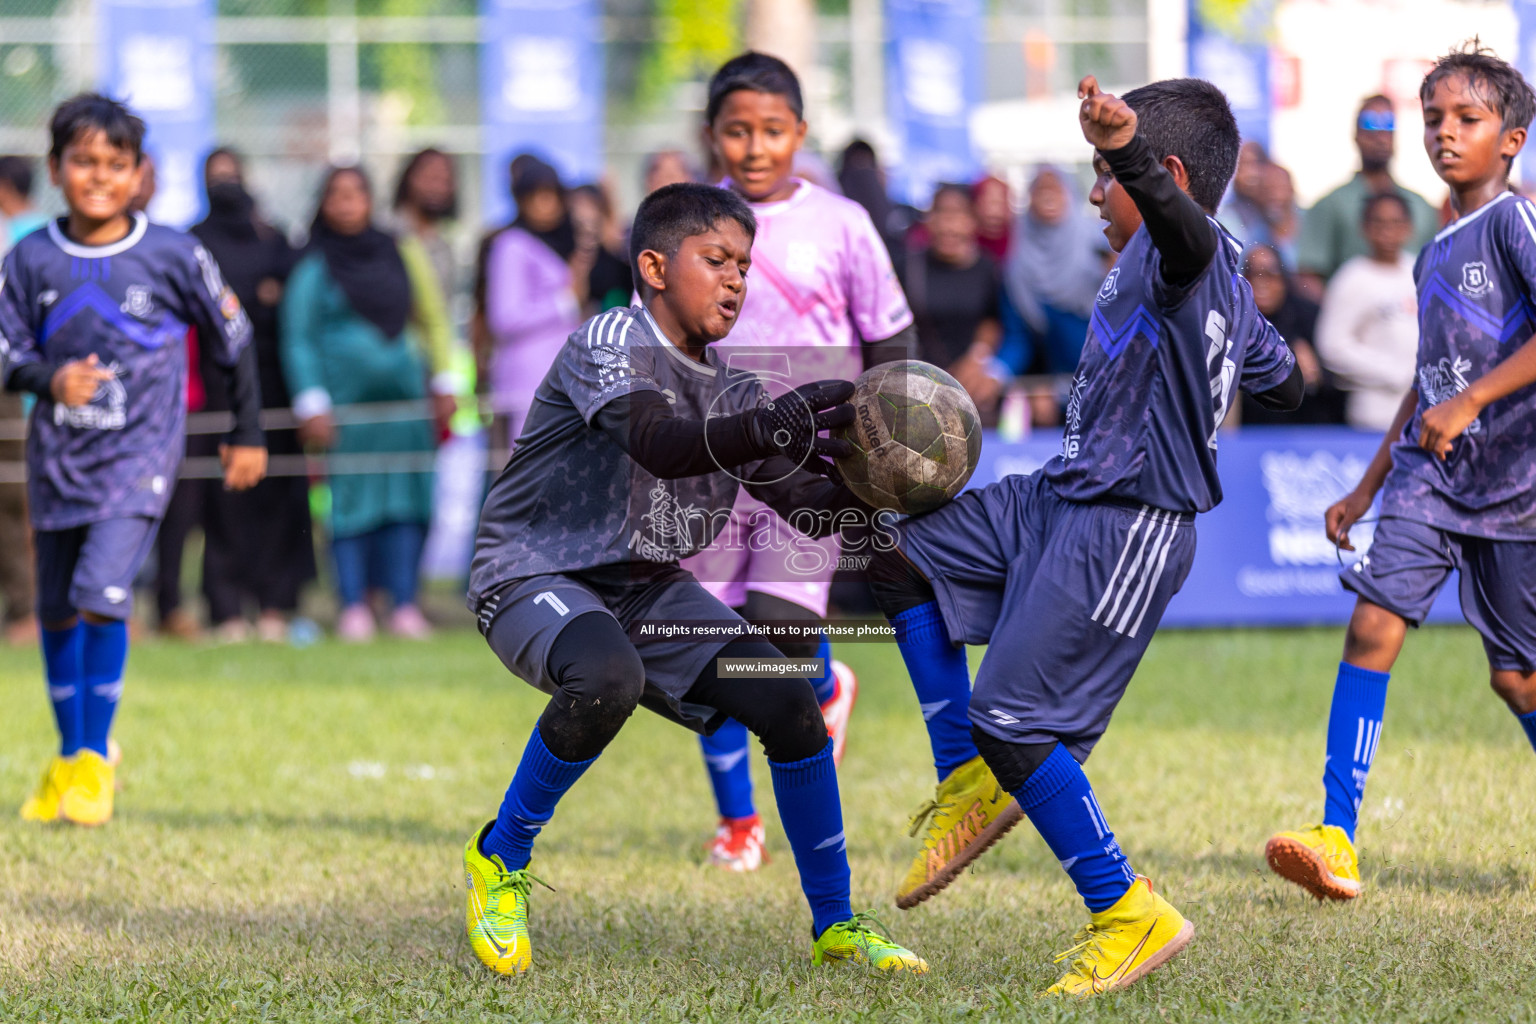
[1266,47,1536,902]
[461,183,926,977]
[0,94,266,826]
[868,76,1303,995]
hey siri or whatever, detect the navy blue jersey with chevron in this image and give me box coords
[1042,220,1295,513]
[1381,191,1536,538]
[0,214,253,529]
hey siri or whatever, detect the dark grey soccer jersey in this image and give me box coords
[1382,191,1536,539]
[1043,220,1295,513]
[468,305,771,606]
[0,214,253,529]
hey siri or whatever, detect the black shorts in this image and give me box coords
[478,565,746,729]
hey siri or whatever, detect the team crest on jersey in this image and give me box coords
[120,285,154,319]
[1095,268,1120,306]
[218,287,242,321]
[1459,260,1493,298]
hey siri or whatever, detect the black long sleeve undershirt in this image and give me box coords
[222,343,264,446]
[862,323,918,370]
[5,342,264,446]
[594,390,760,479]
[1100,134,1217,288]
[6,362,53,398]
[1249,362,1306,411]
[594,389,865,539]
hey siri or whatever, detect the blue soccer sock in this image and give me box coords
[699,718,756,820]
[483,726,596,871]
[811,634,837,705]
[80,619,128,758]
[1321,662,1390,842]
[891,603,977,780]
[1515,708,1536,754]
[768,740,852,937]
[41,622,84,756]
[1013,744,1136,913]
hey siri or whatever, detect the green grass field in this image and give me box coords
[3,624,1536,1022]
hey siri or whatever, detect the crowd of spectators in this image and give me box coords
[0,89,1459,643]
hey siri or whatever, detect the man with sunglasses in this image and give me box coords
[1297,95,1440,294]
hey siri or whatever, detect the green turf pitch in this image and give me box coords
[3,626,1535,1022]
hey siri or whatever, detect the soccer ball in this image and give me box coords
[834,360,981,514]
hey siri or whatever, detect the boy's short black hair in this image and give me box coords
[0,156,34,197]
[1420,40,1536,134]
[706,52,804,125]
[630,182,756,288]
[48,93,145,165]
[1121,78,1240,213]
[1362,191,1411,223]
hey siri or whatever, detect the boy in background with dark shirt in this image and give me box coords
[0,94,266,826]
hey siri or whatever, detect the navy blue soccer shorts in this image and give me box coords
[1339,515,1536,672]
[898,471,1196,759]
[34,516,160,623]
[477,565,745,732]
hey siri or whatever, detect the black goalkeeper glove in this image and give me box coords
[744,379,857,476]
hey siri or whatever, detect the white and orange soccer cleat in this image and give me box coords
[707,813,767,872]
[822,660,858,766]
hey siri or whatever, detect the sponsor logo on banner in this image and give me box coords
[1235,449,1371,598]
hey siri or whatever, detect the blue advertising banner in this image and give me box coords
[478,0,604,227]
[97,0,215,229]
[1186,0,1274,148]
[884,0,982,207]
[972,428,1461,628]
[1515,1,1536,186]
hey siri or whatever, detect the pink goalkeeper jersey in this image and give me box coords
[715,179,912,386]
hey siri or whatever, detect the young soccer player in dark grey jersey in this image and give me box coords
[0,94,264,827]
[868,76,1303,994]
[1267,47,1536,905]
[461,183,928,977]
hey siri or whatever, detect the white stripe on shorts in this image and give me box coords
[1096,509,1166,631]
[1092,505,1149,623]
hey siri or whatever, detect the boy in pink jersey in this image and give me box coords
[682,53,917,871]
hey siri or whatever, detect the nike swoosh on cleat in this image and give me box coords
[467,879,511,959]
[1091,921,1157,991]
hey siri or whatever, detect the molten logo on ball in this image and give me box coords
[834,360,982,514]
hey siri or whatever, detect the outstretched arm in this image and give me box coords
[1079,75,1217,287]
[593,380,856,481]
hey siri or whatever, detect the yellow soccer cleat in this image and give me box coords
[812,912,929,973]
[1046,876,1194,996]
[896,755,1023,909]
[19,755,75,823]
[1265,823,1361,901]
[59,749,114,826]
[463,821,549,975]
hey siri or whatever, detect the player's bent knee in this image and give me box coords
[867,545,934,619]
[970,726,1059,794]
[536,613,647,761]
[1489,669,1536,715]
[1342,600,1408,671]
